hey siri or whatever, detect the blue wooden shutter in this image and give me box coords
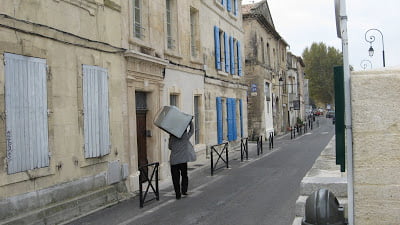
[83,65,111,158]
[224,32,230,73]
[216,97,223,144]
[239,99,243,137]
[227,0,232,12]
[230,36,235,74]
[214,26,221,70]
[221,0,225,6]
[237,41,242,76]
[226,98,232,141]
[234,0,238,16]
[4,53,49,174]
[231,99,237,140]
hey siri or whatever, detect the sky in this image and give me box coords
[242,0,400,71]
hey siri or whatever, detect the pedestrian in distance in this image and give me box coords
[168,121,197,200]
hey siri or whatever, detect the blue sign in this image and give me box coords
[251,84,257,92]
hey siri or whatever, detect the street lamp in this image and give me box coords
[368,46,374,57]
[360,59,372,70]
[364,28,385,67]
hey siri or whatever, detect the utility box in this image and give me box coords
[302,189,346,225]
[154,106,193,138]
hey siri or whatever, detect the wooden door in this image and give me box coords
[136,110,148,168]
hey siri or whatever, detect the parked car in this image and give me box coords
[313,110,322,116]
[326,110,335,118]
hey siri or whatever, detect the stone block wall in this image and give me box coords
[351,67,400,224]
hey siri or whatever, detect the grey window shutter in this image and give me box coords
[83,65,110,158]
[4,53,49,174]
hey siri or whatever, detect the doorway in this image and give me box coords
[136,92,148,180]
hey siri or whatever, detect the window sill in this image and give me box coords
[0,166,55,187]
[128,37,152,50]
[214,1,225,11]
[190,58,203,66]
[164,49,183,60]
[80,154,110,168]
[232,74,241,79]
[229,12,238,21]
[217,70,229,76]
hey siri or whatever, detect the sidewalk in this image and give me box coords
[292,136,348,225]
[65,139,272,225]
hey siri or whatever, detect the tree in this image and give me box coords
[302,42,342,107]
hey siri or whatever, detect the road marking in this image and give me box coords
[276,133,291,140]
[117,174,225,225]
[117,199,175,225]
[238,147,280,168]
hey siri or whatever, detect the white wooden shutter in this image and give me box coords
[83,65,110,158]
[4,53,49,174]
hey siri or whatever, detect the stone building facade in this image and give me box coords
[351,68,400,224]
[0,0,248,223]
[286,52,306,127]
[0,0,129,224]
[201,0,248,146]
[242,0,288,138]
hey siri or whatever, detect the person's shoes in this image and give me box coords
[182,192,188,197]
[176,194,181,199]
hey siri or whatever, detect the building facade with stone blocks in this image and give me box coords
[199,0,248,147]
[286,52,306,127]
[0,0,130,223]
[242,0,288,138]
[351,68,400,224]
[121,0,247,187]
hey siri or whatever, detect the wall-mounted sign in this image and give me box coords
[293,100,300,110]
[251,84,257,92]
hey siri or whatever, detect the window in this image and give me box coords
[214,26,221,70]
[133,0,142,38]
[166,0,177,50]
[237,41,242,76]
[216,97,223,144]
[239,99,243,138]
[266,43,271,66]
[226,98,237,141]
[190,8,199,58]
[230,37,236,74]
[4,53,49,174]
[233,0,238,15]
[261,38,265,64]
[220,30,225,70]
[216,97,238,144]
[170,94,178,106]
[83,65,110,158]
[194,96,200,144]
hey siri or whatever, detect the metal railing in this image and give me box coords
[210,142,229,176]
[257,135,263,155]
[138,162,160,208]
[240,137,249,161]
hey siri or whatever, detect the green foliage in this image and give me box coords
[302,42,343,107]
[296,117,303,125]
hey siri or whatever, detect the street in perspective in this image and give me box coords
[68,117,334,225]
[1,0,399,224]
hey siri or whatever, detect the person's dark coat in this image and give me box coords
[168,122,196,165]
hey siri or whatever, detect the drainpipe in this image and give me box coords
[338,0,354,224]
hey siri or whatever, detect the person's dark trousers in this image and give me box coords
[170,163,188,199]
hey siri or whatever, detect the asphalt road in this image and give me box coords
[68,117,335,225]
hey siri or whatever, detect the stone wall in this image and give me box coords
[351,67,400,224]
